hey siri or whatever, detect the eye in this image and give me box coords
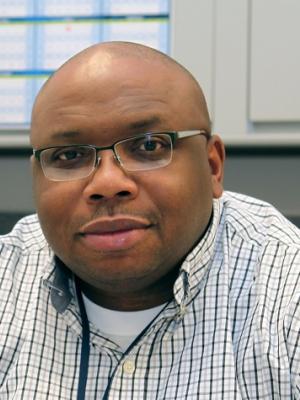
[50,146,90,161]
[136,135,170,152]
[55,148,83,161]
[46,146,92,169]
[118,134,171,164]
[140,138,161,151]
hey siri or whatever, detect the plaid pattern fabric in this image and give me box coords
[0,191,300,399]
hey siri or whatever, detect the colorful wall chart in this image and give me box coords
[0,0,169,127]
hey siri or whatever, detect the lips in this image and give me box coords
[80,217,151,234]
[78,217,152,251]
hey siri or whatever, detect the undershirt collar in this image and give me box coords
[82,292,166,350]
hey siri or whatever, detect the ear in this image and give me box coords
[30,154,42,180]
[207,135,225,199]
[30,154,36,172]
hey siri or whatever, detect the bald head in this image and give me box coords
[31,41,211,137]
[39,41,204,96]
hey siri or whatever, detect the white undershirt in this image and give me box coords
[82,293,166,351]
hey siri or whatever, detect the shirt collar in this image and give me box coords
[42,256,73,313]
[173,198,223,308]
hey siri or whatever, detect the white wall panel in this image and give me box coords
[250,0,300,122]
[171,0,214,114]
[213,0,249,138]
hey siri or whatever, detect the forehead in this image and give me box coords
[31,54,206,146]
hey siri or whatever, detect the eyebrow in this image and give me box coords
[49,116,164,141]
[50,130,81,140]
[127,116,164,131]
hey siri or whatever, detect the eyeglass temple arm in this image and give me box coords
[176,130,210,139]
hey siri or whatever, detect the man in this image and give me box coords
[0,42,299,399]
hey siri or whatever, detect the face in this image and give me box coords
[31,52,224,307]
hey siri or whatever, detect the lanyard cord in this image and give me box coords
[75,278,90,400]
[74,279,171,399]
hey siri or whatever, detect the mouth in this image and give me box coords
[78,217,152,252]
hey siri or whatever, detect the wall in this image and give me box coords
[171,0,300,146]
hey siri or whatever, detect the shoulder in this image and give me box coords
[0,214,52,285]
[220,191,300,332]
[219,191,300,309]
[221,191,300,248]
[0,214,47,252]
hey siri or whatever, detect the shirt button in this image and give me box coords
[123,360,135,375]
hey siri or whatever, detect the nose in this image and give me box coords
[82,150,139,203]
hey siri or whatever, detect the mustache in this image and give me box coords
[72,206,160,231]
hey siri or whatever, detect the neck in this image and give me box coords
[78,265,180,311]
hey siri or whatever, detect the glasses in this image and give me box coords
[33,130,209,181]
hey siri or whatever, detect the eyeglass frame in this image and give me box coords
[32,129,210,180]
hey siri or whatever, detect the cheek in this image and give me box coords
[33,178,81,244]
[144,160,213,251]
